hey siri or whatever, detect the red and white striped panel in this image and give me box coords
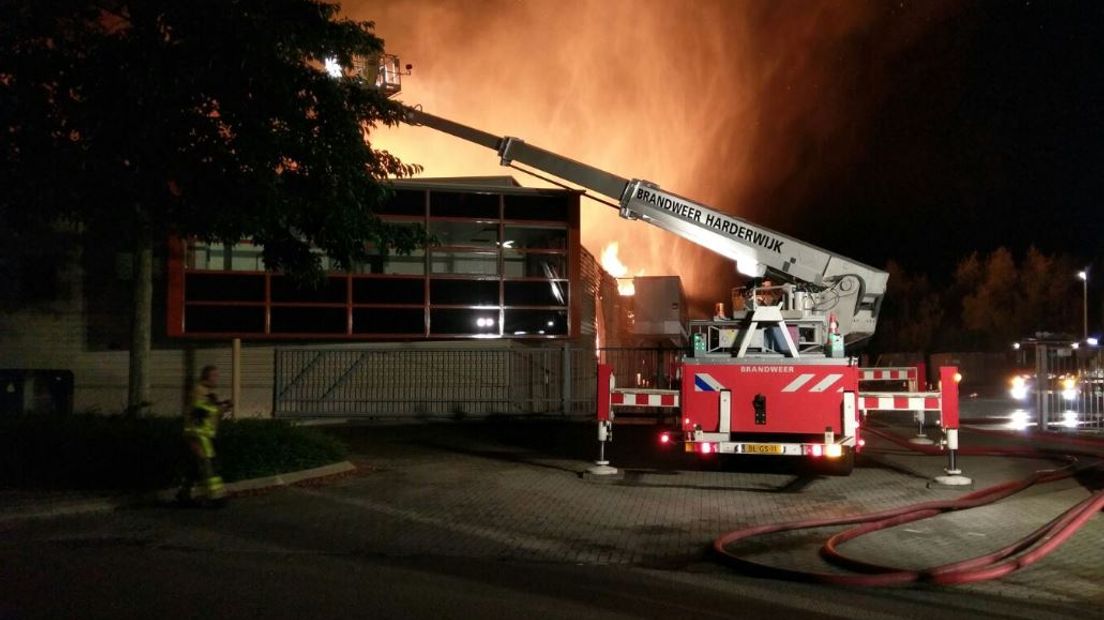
[611,390,680,408]
[859,394,940,411]
[859,368,916,381]
[780,372,845,393]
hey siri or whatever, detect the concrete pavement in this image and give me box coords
[2,405,1102,618]
[0,461,356,522]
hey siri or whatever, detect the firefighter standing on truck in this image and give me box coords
[177,365,231,507]
[755,279,787,353]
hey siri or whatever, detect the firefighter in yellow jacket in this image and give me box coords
[177,365,232,507]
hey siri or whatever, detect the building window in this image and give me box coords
[271,306,347,334]
[503,226,567,250]
[353,278,424,305]
[353,308,425,335]
[430,250,499,276]
[505,281,568,307]
[354,250,426,276]
[271,276,347,303]
[430,191,499,219]
[430,279,499,306]
[185,305,265,333]
[504,193,568,221]
[428,220,500,248]
[185,273,265,302]
[431,308,500,336]
[187,241,265,271]
[504,251,566,279]
[503,309,567,336]
[171,185,578,339]
[376,189,426,216]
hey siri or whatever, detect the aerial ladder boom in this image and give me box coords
[404,107,887,343]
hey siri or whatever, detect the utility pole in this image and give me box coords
[1078,269,1088,341]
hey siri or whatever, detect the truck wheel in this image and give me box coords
[820,447,855,476]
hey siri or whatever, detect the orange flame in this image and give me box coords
[599,242,628,277]
[599,242,640,296]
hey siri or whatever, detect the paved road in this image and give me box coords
[2,415,1102,619]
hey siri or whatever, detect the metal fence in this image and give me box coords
[1033,386,1104,431]
[273,345,682,419]
[1030,343,1104,432]
[599,347,681,391]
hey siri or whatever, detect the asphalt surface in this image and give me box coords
[2,402,1103,619]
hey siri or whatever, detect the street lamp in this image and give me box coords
[1078,269,1088,341]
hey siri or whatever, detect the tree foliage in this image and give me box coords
[872,247,1082,353]
[961,247,1019,345]
[2,0,427,411]
[1,0,424,276]
[875,260,944,353]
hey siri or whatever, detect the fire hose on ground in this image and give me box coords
[713,426,1104,586]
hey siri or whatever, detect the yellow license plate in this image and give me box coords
[744,444,782,454]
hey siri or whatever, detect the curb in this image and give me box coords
[0,460,356,523]
[225,460,356,494]
[0,498,122,523]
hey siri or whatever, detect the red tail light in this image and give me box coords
[811,444,823,457]
[700,442,713,455]
[659,433,671,445]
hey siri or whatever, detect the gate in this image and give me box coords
[598,347,682,390]
[273,345,681,419]
[1030,342,1104,432]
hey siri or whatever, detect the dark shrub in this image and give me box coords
[0,414,345,491]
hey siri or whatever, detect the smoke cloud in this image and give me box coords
[349,0,953,312]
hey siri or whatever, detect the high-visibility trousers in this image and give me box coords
[182,432,225,500]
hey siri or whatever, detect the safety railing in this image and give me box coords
[1022,342,1104,432]
[1031,383,1104,432]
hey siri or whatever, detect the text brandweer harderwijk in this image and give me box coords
[632,187,783,253]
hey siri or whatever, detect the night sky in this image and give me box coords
[795,1,1104,279]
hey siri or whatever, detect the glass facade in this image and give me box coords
[168,181,579,339]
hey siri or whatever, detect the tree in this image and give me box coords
[2,0,424,412]
[1017,246,1078,335]
[961,247,1019,347]
[957,247,1079,349]
[872,261,945,353]
[873,248,1084,355]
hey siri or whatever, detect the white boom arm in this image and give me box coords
[404,108,887,342]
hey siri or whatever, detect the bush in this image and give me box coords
[215,419,347,483]
[0,414,346,491]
